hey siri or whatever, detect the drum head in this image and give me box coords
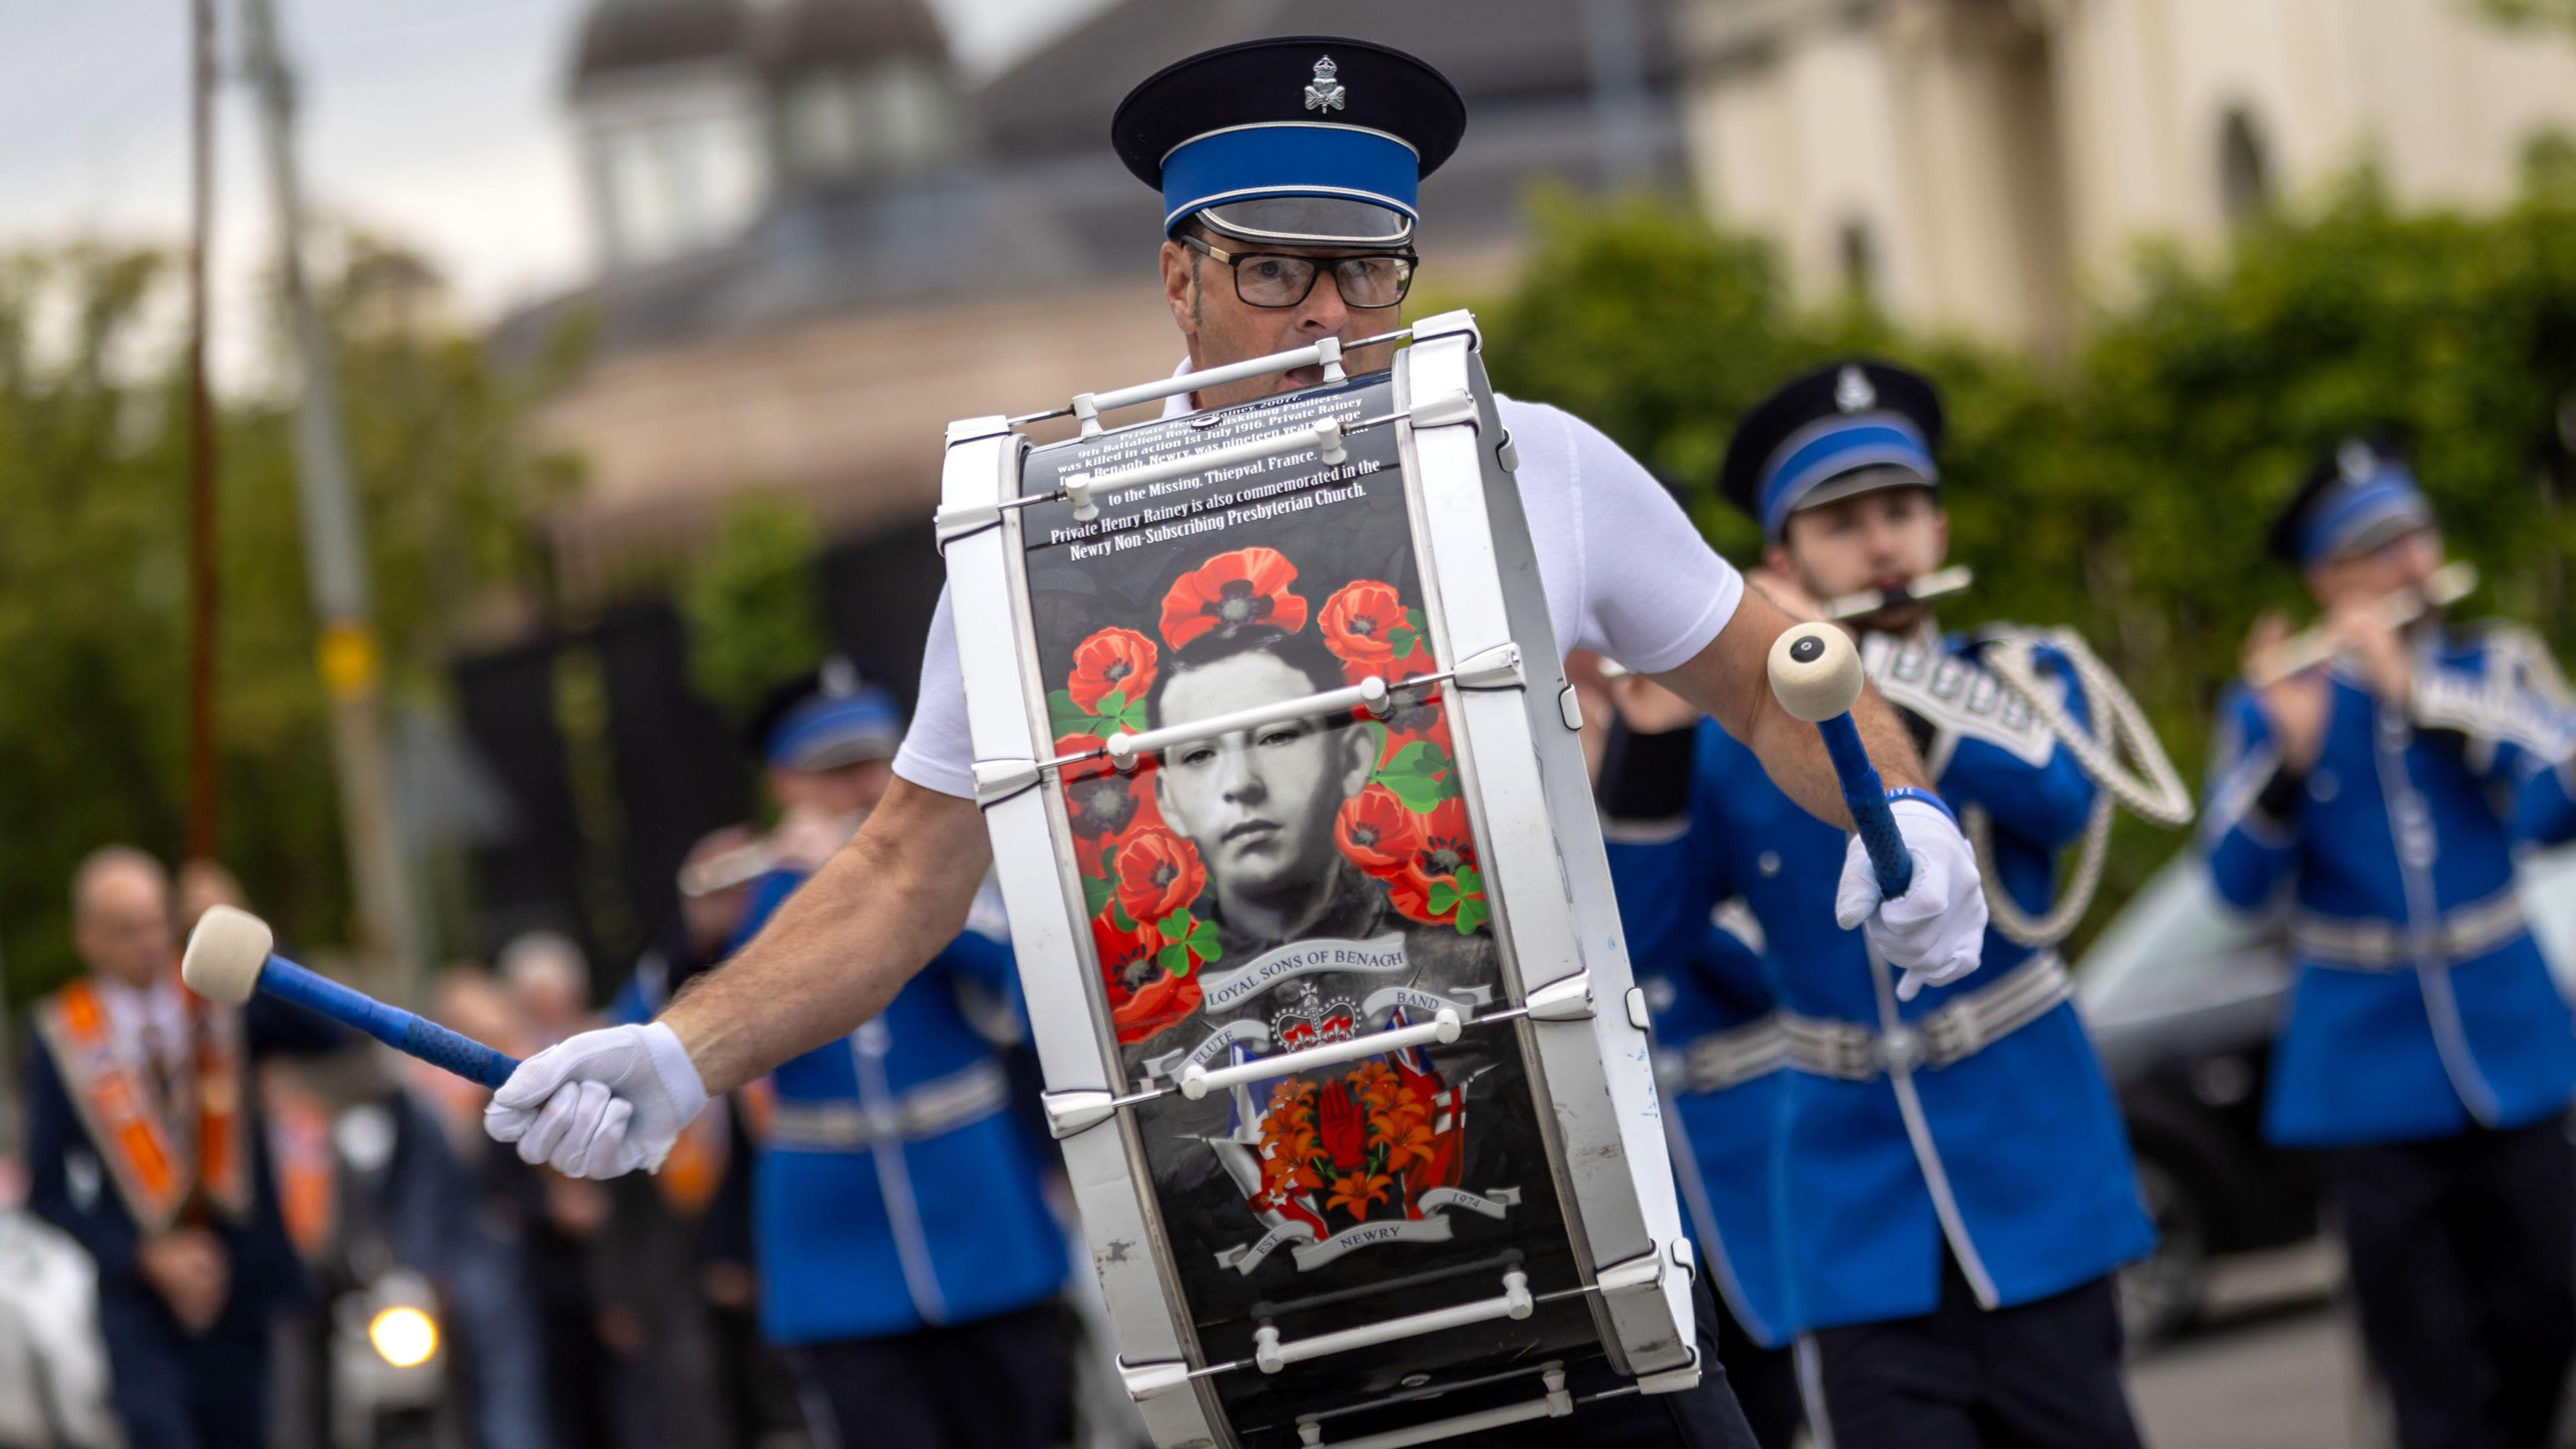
[1014,372,1605,1443]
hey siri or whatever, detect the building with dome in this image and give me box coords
[500,0,1688,592]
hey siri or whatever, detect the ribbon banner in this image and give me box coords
[1194,933,1411,1014]
[1141,1018,1275,1083]
[1217,1187,1522,1275]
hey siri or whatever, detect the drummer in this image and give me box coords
[484,37,1996,1448]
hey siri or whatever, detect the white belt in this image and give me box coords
[1657,1016,1787,1095]
[2293,887,2526,971]
[1779,954,2071,1081]
[764,1059,1011,1150]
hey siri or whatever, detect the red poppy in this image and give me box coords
[1114,828,1206,926]
[1094,910,1202,1041]
[1067,628,1157,714]
[1111,970,1203,1043]
[1057,734,1163,875]
[1336,785,1421,878]
[1353,674,1452,767]
[1320,580,1434,674]
[1159,547,1309,651]
[1387,799,1485,928]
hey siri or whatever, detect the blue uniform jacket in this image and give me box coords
[2203,624,2576,1146]
[1609,633,2153,1332]
[733,869,1068,1344]
[1635,915,1792,1346]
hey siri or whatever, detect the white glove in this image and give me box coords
[483,1022,708,1179]
[1834,796,1989,1003]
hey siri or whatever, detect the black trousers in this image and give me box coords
[1801,1256,2143,1449]
[2332,1116,2576,1449]
[1481,1271,1762,1449]
[1715,1289,1803,1449]
[788,1300,1069,1449]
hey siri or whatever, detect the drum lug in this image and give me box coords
[1117,1358,1193,1401]
[1495,427,1519,472]
[1624,986,1652,1032]
[1041,1089,1116,1140]
[933,501,1000,552]
[1593,1248,1666,1297]
[1631,1346,1703,1396]
[971,758,1041,806]
[1668,1234,1697,1282]
[1408,307,1483,350]
[1451,643,1523,691]
[1405,391,1479,433]
[944,415,1011,446]
[1523,971,1595,1022]
[1556,683,1583,731]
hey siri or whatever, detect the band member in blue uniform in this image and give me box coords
[728,667,1072,1449]
[1601,360,2168,1448]
[492,40,2003,1449]
[23,848,343,1449]
[2204,437,2576,1449]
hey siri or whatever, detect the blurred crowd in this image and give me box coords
[1,834,824,1449]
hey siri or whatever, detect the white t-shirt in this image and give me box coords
[892,378,1743,800]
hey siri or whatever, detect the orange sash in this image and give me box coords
[36,972,253,1232]
[654,1078,778,1218]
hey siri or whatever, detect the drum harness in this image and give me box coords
[1926,626,2196,949]
[1758,625,2194,1085]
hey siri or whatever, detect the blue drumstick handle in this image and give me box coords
[1816,712,1913,900]
[260,954,523,1090]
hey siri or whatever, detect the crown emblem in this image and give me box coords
[1272,994,1358,1052]
[1304,56,1346,113]
[2338,439,2376,484]
[1834,365,1876,413]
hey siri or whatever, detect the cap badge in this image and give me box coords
[2338,439,2375,484]
[1834,365,1876,414]
[1304,56,1346,113]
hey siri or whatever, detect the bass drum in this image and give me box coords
[938,313,1695,1448]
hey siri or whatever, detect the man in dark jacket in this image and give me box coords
[24,847,341,1449]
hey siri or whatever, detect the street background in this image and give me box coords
[7,1,2576,1445]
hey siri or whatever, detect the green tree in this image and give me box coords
[681,493,828,721]
[1476,166,2576,937]
[0,237,576,1006]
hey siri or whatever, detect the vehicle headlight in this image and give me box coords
[367,1305,438,1368]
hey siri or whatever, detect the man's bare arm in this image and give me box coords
[662,777,991,1093]
[1649,583,1931,828]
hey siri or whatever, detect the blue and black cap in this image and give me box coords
[2269,436,2434,568]
[747,657,904,773]
[1110,36,1466,250]
[1719,360,1945,541]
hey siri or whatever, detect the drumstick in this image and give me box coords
[1768,623,1913,900]
[182,906,522,1089]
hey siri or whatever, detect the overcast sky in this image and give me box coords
[0,0,1110,378]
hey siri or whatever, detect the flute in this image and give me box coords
[2247,561,2478,688]
[1818,566,1974,623]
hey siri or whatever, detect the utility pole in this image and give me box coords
[240,0,420,995]
[185,0,222,865]
[1580,0,1656,193]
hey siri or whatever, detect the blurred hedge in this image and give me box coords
[1481,159,2576,941]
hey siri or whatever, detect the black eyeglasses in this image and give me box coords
[1179,234,1417,310]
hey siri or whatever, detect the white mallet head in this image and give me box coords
[1768,623,1864,724]
[182,904,275,1006]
